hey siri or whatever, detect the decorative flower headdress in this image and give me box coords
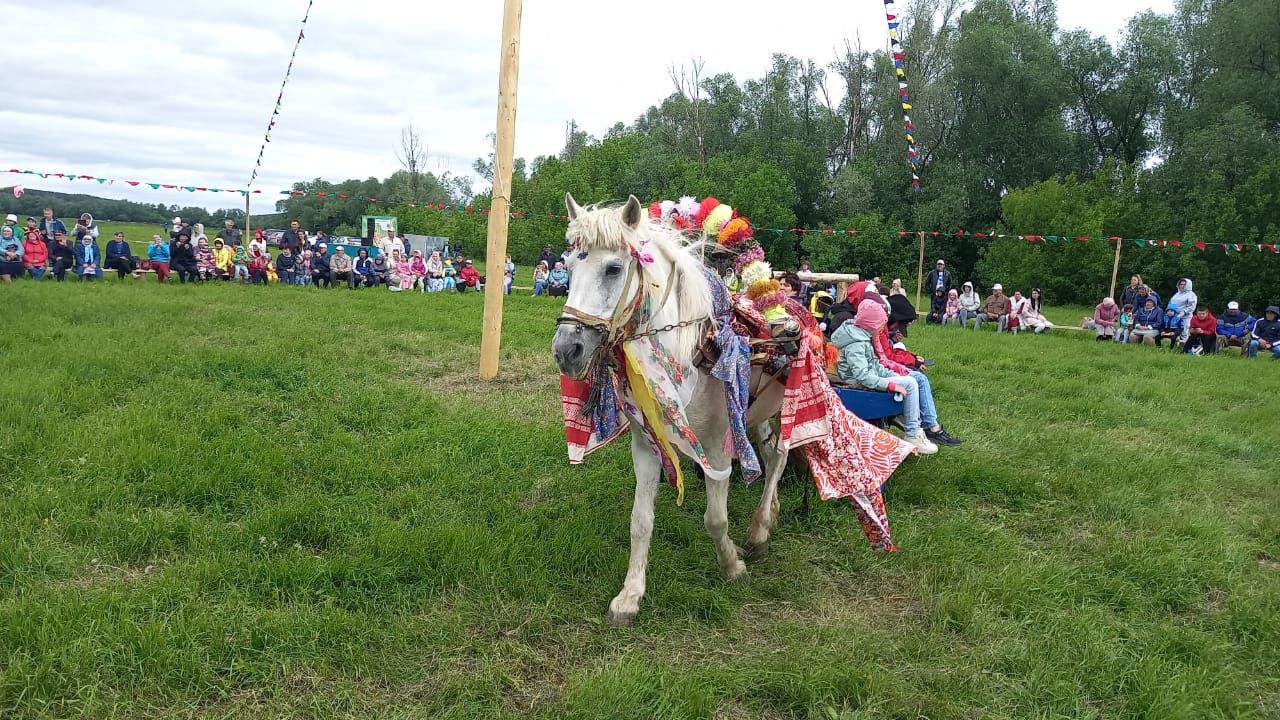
[650,196,788,322]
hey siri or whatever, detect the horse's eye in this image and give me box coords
[604,264,623,277]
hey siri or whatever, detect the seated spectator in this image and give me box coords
[276,247,298,285]
[390,249,412,291]
[0,226,23,281]
[247,247,270,285]
[104,232,137,280]
[547,260,569,297]
[926,286,947,324]
[310,244,331,287]
[887,278,906,297]
[532,260,549,296]
[329,246,353,287]
[1007,290,1028,334]
[351,248,374,287]
[49,232,75,281]
[1093,297,1119,341]
[213,239,233,280]
[171,232,198,284]
[1184,305,1217,355]
[1021,288,1053,334]
[443,258,458,291]
[832,298,949,455]
[22,225,48,281]
[196,239,218,282]
[408,250,428,292]
[146,235,170,283]
[75,233,103,280]
[1131,284,1160,313]
[457,260,482,293]
[297,251,312,286]
[370,253,390,287]
[974,284,1010,332]
[1115,304,1134,343]
[957,282,981,327]
[231,242,251,283]
[1217,301,1254,350]
[1129,297,1161,345]
[1247,306,1280,360]
[1156,307,1182,348]
[425,251,445,292]
[941,289,960,325]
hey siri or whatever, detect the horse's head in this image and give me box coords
[552,193,646,380]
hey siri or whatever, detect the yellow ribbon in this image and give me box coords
[622,344,685,505]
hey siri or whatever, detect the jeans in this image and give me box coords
[958,309,977,327]
[908,370,939,429]
[27,266,45,281]
[533,280,546,296]
[1247,339,1280,359]
[974,313,1007,332]
[279,269,296,285]
[234,264,249,282]
[888,374,923,437]
[1115,327,1130,343]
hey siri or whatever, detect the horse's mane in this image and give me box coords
[567,202,713,363]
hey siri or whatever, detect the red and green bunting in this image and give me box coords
[7,169,262,195]
[250,0,313,186]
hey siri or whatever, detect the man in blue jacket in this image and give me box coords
[39,207,67,253]
[1248,306,1280,359]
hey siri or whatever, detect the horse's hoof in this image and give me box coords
[604,608,637,627]
[741,540,769,562]
[723,560,750,583]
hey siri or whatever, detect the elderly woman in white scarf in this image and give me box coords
[424,250,445,292]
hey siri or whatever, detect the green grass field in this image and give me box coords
[3,281,1278,719]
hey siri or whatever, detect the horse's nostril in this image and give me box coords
[567,342,584,360]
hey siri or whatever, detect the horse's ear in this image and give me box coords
[621,195,642,229]
[565,193,583,220]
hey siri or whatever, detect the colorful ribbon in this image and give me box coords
[884,0,921,192]
[6,169,261,195]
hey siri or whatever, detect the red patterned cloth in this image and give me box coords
[560,375,628,464]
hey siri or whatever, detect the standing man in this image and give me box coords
[537,243,557,270]
[279,220,304,253]
[39,208,68,252]
[216,219,242,247]
[923,259,952,323]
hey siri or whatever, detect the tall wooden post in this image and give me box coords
[244,192,251,252]
[479,0,524,380]
[1108,236,1123,299]
[915,231,926,309]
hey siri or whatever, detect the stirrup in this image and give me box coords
[768,317,802,356]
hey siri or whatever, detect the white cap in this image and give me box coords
[4,214,16,222]
[1228,301,1239,310]
[173,216,181,224]
[992,283,1003,291]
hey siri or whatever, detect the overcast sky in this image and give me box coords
[2,0,1173,212]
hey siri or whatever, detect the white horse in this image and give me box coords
[551,193,790,626]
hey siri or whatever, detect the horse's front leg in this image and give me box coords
[605,432,662,626]
[742,421,786,561]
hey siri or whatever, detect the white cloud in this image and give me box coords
[2,0,1173,212]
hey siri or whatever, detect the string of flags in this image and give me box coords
[274,188,1279,254]
[884,0,922,192]
[6,168,263,195]
[249,0,314,186]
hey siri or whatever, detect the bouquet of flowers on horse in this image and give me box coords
[552,193,917,625]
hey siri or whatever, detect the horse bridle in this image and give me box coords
[555,257,693,380]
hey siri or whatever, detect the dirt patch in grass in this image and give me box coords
[63,559,162,589]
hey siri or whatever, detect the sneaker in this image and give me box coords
[904,433,938,455]
[926,427,962,446]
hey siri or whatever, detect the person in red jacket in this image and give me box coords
[457,260,483,293]
[22,225,49,280]
[1184,305,1218,355]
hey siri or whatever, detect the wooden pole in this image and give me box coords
[479,0,523,381]
[1108,236,1123,300]
[915,231,926,309]
[244,192,251,255]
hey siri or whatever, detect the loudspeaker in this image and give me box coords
[364,218,375,246]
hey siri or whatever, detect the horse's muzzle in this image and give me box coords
[553,322,603,380]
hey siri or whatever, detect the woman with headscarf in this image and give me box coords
[0,225,24,281]
[74,213,99,243]
[532,260,549,296]
[408,250,428,292]
[1093,297,1120,341]
[425,250,445,292]
[942,289,960,325]
[22,224,48,281]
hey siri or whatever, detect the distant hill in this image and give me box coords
[1,187,285,228]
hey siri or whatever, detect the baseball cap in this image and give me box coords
[4,213,16,222]
[1228,301,1239,310]
[992,283,1003,291]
